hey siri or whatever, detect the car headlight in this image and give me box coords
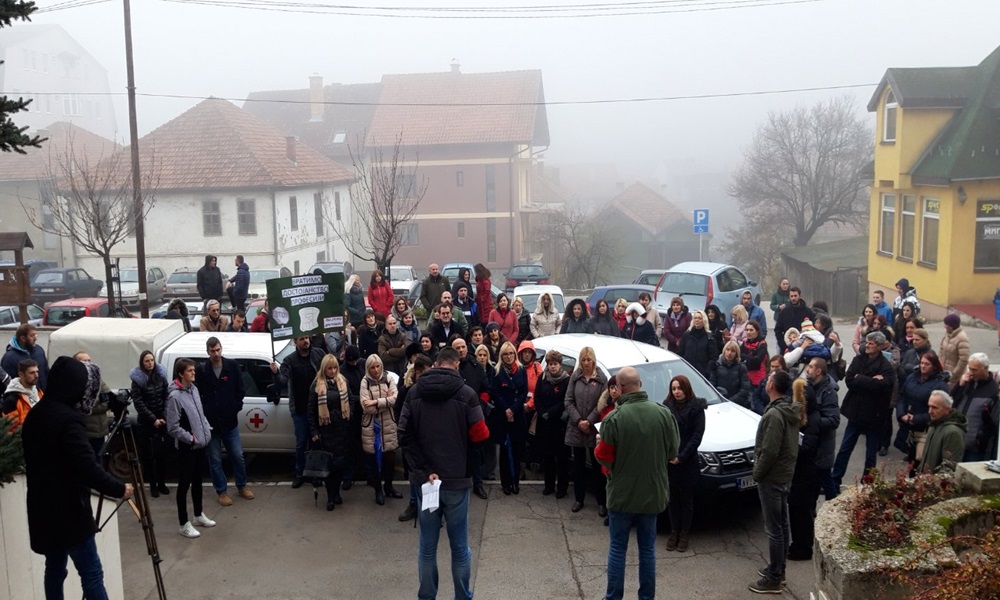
[698,451,721,475]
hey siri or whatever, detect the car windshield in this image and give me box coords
[441,266,466,280]
[389,267,413,281]
[34,272,64,284]
[249,270,281,283]
[119,269,139,283]
[168,272,197,284]
[510,265,545,277]
[46,307,90,326]
[659,273,708,296]
[608,360,724,406]
[516,293,565,312]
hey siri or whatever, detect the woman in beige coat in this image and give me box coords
[360,354,401,505]
[939,314,971,382]
[530,292,561,338]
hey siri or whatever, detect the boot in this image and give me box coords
[375,487,385,505]
[157,482,170,495]
[149,483,160,499]
[666,532,679,551]
[384,483,403,499]
[677,532,690,552]
[398,502,418,522]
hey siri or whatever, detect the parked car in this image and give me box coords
[511,284,565,313]
[246,266,293,300]
[164,267,200,301]
[440,262,473,283]
[0,260,59,284]
[387,265,419,298]
[30,267,103,305]
[0,304,44,326]
[42,297,133,327]
[586,284,656,315]
[652,262,761,322]
[633,269,667,286]
[504,263,550,291]
[308,261,353,279]
[529,333,761,494]
[99,266,167,309]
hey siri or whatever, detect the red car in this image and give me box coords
[42,297,135,327]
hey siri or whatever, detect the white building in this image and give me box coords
[71,98,355,279]
[0,24,118,141]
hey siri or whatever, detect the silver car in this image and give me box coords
[0,304,44,326]
[652,262,761,322]
[100,266,167,308]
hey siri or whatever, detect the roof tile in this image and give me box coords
[606,183,688,236]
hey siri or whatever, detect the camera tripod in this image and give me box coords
[95,404,167,600]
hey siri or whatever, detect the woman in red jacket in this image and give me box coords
[490,293,519,342]
[475,263,493,326]
[367,270,394,320]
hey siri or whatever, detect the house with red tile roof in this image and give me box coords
[0,121,119,266]
[599,182,703,282]
[245,65,550,274]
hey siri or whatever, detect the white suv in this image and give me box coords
[530,334,762,494]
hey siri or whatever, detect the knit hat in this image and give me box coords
[485,322,500,333]
[943,313,961,329]
[345,345,361,363]
[405,342,422,362]
[799,318,816,333]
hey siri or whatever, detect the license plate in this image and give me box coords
[41,288,54,293]
[737,475,757,490]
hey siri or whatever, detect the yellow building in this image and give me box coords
[867,45,1000,319]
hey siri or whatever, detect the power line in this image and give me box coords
[35,0,111,14]
[161,0,823,19]
[3,82,878,107]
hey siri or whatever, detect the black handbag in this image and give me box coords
[303,443,333,479]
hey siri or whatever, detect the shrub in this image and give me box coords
[848,469,958,550]
[890,523,1000,599]
[0,416,24,488]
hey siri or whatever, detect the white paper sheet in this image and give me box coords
[421,479,442,512]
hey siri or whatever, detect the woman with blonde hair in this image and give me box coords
[564,346,608,516]
[308,354,354,511]
[728,305,749,345]
[360,354,400,505]
[679,310,718,378]
[490,341,528,495]
[710,340,751,409]
[612,298,629,332]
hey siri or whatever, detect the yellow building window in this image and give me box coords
[900,195,916,259]
[883,91,897,143]
[975,199,1000,272]
[879,193,896,255]
[920,198,939,266]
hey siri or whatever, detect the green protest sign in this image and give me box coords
[265,272,345,339]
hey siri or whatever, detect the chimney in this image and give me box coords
[309,74,324,122]
[286,136,297,165]
[450,59,461,74]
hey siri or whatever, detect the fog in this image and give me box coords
[20,0,1000,183]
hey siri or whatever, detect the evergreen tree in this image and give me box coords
[0,1,45,154]
[0,416,24,487]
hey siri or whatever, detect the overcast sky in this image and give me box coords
[19,0,1000,180]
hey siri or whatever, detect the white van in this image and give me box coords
[529,334,762,494]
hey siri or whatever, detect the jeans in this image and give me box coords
[176,445,205,526]
[831,420,880,484]
[417,488,473,600]
[605,511,657,600]
[44,535,108,600]
[757,481,791,583]
[292,413,309,477]
[207,425,248,493]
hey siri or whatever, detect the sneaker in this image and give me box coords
[217,492,233,506]
[179,522,200,538]
[238,487,255,500]
[748,576,782,594]
[757,568,785,585]
[193,514,216,528]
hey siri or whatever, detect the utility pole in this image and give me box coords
[123,0,149,317]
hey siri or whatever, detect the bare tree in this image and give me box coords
[545,206,622,289]
[718,222,788,294]
[328,133,427,274]
[729,95,872,248]
[22,137,157,312]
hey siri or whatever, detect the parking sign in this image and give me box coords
[693,209,709,234]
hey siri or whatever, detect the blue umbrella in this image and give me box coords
[373,414,383,473]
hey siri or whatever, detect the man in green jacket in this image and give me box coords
[595,366,679,600]
[750,369,802,595]
[918,390,968,474]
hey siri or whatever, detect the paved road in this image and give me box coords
[117,319,998,599]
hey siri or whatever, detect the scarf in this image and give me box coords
[75,362,103,415]
[316,375,350,424]
[543,369,569,385]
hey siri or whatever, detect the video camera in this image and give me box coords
[108,388,132,420]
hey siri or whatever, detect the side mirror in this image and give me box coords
[748,281,757,287]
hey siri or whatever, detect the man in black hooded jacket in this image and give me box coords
[22,356,133,599]
[399,348,489,600]
[197,255,224,305]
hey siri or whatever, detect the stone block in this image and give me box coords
[955,462,1000,495]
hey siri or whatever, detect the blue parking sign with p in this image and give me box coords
[693,209,709,234]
